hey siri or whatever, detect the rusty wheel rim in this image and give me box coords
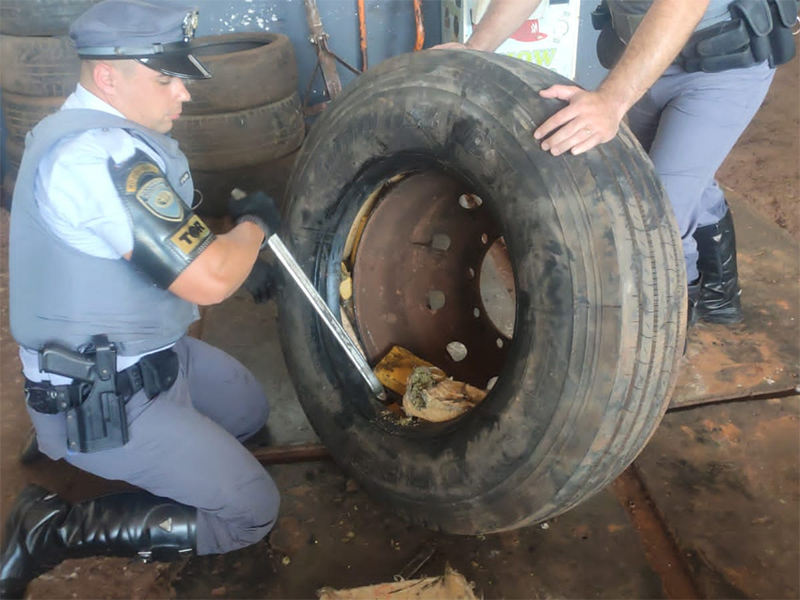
[351,170,516,394]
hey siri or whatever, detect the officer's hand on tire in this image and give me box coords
[229,188,282,242]
[242,258,281,304]
[533,87,624,157]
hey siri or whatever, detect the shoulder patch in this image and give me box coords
[135,176,184,222]
[108,148,215,289]
[122,161,185,222]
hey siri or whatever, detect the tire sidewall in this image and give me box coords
[0,0,100,36]
[184,33,298,115]
[171,95,305,170]
[0,35,80,97]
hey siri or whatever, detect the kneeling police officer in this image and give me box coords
[1,1,285,597]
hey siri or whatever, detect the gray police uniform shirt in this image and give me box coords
[608,0,733,43]
[19,85,182,384]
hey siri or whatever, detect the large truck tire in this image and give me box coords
[0,0,100,36]
[171,94,305,171]
[278,50,686,534]
[184,33,298,116]
[1,92,64,145]
[0,35,80,97]
[5,138,24,179]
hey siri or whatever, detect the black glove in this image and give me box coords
[229,189,282,247]
[242,258,281,304]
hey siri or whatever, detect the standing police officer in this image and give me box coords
[437,0,797,325]
[1,1,284,597]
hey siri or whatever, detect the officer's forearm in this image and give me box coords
[597,0,710,117]
[466,0,542,52]
[168,222,264,305]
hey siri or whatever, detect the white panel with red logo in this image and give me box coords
[441,0,582,79]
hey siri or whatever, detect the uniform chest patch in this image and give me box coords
[135,177,184,222]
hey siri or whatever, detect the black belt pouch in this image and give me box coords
[730,0,774,63]
[767,0,799,66]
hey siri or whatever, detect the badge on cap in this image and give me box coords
[182,10,198,41]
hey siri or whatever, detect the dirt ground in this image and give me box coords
[0,42,797,600]
[717,46,800,240]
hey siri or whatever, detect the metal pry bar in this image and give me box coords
[267,234,387,401]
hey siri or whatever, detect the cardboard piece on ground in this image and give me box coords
[374,345,440,396]
[317,565,478,600]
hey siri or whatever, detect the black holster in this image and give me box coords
[27,337,179,453]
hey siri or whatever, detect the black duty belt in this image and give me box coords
[25,347,179,415]
[592,0,798,73]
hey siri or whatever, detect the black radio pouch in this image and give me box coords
[767,0,799,66]
[730,0,799,67]
[730,0,774,63]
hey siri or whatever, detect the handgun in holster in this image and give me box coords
[38,335,128,453]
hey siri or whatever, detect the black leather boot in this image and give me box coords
[684,277,702,355]
[18,429,43,466]
[687,277,701,330]
[0,485,196,599]
[693,208,743,324]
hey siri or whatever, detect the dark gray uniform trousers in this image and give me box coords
[27,336,279,555]
[625,60,775,282]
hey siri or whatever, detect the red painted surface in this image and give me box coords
[510,19,548,42]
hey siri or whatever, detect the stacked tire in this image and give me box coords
[0,0,96,206]
[173,33,305,217]
[0,17,304,215]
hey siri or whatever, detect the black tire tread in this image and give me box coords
[2,92,65,145]
[171,93,305,171]
[280,50,685,534]
[0,0,100,36]
[0,35,80,97]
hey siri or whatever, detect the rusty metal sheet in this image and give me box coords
[634,397,800,599]
[671,193,800,408]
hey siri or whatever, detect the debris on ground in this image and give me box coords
[402,367,486,422]
[26,558,182,599]
[317,564,478,599]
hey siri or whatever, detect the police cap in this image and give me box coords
[70,0,211,79]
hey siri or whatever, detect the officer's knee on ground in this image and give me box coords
[234,473,280,548]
